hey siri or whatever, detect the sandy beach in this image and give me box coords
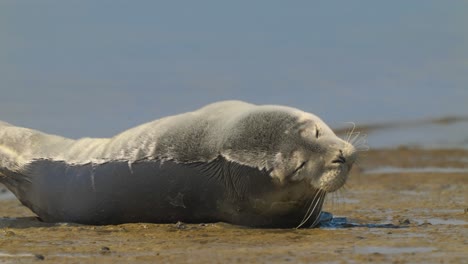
[1,146,466,263]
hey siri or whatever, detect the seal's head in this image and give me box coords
[219,104,357,194]
[217,105,359,227]
[271,112,357,193]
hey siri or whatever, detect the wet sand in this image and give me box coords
[0,148,467,263]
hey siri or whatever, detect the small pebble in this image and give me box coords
[3,230,16,237]
[175,221,186,229]
[399,218,411,225]
[100,246,111,254]
[419,221,432,226]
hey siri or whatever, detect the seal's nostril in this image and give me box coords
[332,151,346,164]
[340,156,346,163]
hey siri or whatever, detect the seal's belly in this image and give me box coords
[6,158,320,227]
[15,159,227,224]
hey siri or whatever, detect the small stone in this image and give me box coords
[100,246,111,254]
[419,221,432,226]
[175,221,186,229]
[4,230,15,237]
[34,254,45,261]
[399,218,411,225]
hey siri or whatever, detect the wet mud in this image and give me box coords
[0,148,467,263]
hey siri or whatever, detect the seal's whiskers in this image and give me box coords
[295,189,325,229]
[345,122,356,143]
[352,134,369,152]
[309,191,326,228]
[343,122,369,152]
[343,122,369,151]
[295,193,318,229]
[349,131,361,146]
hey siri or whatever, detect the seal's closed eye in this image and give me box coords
[293,161,307,174]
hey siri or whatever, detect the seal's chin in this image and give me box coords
[312,166,349,193]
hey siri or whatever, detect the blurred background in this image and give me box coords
[1,0,467,148]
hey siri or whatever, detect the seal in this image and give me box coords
[0,101,357,228]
